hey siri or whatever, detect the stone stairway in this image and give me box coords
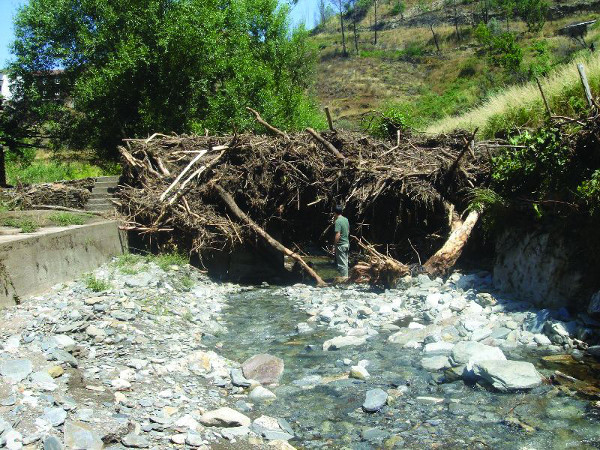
[85,175,120,212]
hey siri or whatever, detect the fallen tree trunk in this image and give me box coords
[212,183,327,287]
[423,209,481,276]
[349,238,410,288]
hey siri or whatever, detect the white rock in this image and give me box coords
[200,407,251,427]
[349,365,370,380]
[249,386,277,402]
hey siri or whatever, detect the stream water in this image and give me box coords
[216,285,600,449]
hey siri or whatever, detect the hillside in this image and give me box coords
[310,0,600,132]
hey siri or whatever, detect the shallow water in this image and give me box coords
[217,287,600,449]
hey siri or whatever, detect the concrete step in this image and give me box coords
[89,192,117,200]
[96,175,120,183]
[87,198,116,205]
[94,181,119,188]
[85,204,114,211]
[92,186,118,195]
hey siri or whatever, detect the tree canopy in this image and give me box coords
[7,0,322,155]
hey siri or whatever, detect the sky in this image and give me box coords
[0,0,319,69]
[0,0,26,69]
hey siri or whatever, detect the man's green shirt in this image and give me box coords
[334,215,350,246]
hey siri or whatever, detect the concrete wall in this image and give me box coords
[493,229,584,310]
[0,221,127,307]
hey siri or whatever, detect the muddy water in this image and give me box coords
[217,287,600,449]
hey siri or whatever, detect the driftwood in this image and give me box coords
[246,107,290,140]
[349,238,410,288]
[212,183,327,286]
[423,209,481,276]
[305,128,345,159]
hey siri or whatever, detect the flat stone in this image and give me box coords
[451,341,506,366]
[362,427,389,442]
[323,335,367,351]
[251,416,293,441]
[242,354,284,385]
[490,327,511,340]
[200,407,251,427]
[0,359,33,383]
[363,388,388,412]
[471,328,492,342]
[86,325,106,338]
[64,421,103,450]
[43,407,67,427]
[421,356,451,371]
[49,350,78,367]
[473,360,542,392]
[249,386,277,402]
[43,436,63,450]
[423,341,454,355]
[53,335,76,348]
[31,371,58,391]
[122,433,150,448]
[230,368,251,387]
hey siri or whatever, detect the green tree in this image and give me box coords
[517,0,548,32]
[8,0,322,159]
[495,0,515,31]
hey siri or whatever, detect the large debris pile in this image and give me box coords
[118,120,490,284]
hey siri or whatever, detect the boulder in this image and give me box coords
[242,354,284,385]
[200,407,251,427]
[473,360,542,391]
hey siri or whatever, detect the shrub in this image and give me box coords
[84,274,111,292]
[2,217,39,233]
[48,212,87,226]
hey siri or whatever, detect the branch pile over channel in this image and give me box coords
[118,126,490,282]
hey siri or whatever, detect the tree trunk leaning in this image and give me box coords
[212,183,327,287]
[423,209,481,276]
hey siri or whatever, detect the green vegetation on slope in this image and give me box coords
[427,50,600,137]
[311,0,600,134]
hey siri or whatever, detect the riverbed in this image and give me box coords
[0,258,598,449]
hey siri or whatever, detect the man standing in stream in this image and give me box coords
[333,204,350,278]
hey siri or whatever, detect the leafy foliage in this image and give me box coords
[475,22,522,72]
[578,170,600,215]
[517,0,548,33]
[9,0,323,157]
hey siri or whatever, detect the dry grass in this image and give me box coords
[426,51,600,137]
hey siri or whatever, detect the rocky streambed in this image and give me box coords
[0,258,599,449]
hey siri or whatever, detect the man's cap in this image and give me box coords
[334,204,343,214]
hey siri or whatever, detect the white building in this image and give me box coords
[0,72,13,101]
